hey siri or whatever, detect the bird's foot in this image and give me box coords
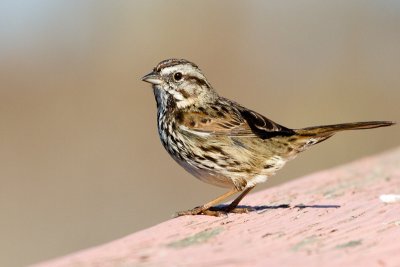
[211,205,255,214]
[175,206,226,217]
[175,205,255,217]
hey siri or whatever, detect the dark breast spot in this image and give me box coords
[170,122,177,131]
[175,111,184,123]
[200,145,210,152]
[204,155,218,163]
[208,145,226,155]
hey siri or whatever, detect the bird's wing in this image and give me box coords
[178,109,254,137]
[178,101,295,139]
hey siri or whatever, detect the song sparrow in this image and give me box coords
[142,58,394,216]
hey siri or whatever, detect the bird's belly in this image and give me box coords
[158,121,293,189]
[173,156,235,188]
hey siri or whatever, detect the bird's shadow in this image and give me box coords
[210,203,340,213]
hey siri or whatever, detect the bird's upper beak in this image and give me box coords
[141,71,163,85]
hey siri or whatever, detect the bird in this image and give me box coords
[141,58,394,216]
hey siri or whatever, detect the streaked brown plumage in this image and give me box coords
[142,58,394,216]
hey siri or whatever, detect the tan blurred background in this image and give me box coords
[0,1,399,266]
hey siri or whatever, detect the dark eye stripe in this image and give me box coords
[184,75,209,87]
[178,89,191,98]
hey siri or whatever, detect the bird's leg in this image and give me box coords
[223,186,255,213]
[176,188,238,217]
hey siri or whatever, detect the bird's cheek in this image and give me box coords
[168,90,185,101]
[178,88,191,99]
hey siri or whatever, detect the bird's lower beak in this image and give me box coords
[141,71,163,85]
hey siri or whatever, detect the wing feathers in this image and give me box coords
[177,101,295,139]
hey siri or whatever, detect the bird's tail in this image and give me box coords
[293,121,394,148]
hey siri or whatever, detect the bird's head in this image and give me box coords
[142,59,217,109]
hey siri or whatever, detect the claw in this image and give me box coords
[175,205,208,216]
[175,206,255,217]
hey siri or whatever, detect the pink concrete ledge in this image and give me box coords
[33,147,400,267]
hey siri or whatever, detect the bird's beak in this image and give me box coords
[141,71,163,85]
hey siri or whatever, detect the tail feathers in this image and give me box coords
[293,121,395,149]
[295,121,395,137]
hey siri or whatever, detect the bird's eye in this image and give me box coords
[173,72,183,81]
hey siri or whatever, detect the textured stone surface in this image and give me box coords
[33,147,400,267]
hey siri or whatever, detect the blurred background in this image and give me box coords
[0,1,399,266]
